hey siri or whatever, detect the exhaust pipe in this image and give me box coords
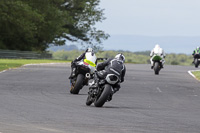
[85,73,91,79]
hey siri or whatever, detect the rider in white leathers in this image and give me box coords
[69,48,96,79]
[150,44,166,69]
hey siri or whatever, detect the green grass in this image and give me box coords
[192,71,200,80]
[0,59,69,71]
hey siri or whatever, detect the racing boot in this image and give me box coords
[107,84,120,101]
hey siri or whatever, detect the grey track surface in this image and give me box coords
[0,63,200,133]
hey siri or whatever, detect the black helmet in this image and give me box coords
[115,53,125,62]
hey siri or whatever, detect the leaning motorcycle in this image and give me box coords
[193,53,200,68]
[70,53,96,94]
[86,72,120,107]
[152,54,163,75]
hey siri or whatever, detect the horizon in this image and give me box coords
[94,0,200,54]
[99,35,199,54]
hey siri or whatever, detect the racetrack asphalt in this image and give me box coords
[0,63,200,133]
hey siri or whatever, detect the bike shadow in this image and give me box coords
[87,105,150,110]
[66,92,88,96]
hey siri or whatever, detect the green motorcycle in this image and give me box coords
[152,54,163,75]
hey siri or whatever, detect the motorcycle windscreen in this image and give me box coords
[152,55,162,61]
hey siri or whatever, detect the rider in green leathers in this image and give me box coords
[192,47,200,56]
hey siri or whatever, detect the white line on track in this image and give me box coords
[188,70,200,80]
[23,63,66,66]
[0,70,8,74]
[156,87,162,92]
[0,63,67,74]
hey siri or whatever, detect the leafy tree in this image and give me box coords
[0,0,109,51]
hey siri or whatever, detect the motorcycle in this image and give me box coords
[152,54,163,75]
[70,53,96,94]
[193,53,200,68]
[86,71,120,107]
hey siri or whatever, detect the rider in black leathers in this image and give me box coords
[95,53,126,100]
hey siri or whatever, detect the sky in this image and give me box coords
[92,0,200,53]
[96,0,200,36]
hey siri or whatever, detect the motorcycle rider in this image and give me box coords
[192,47,200,63]
[95,53,126,101]
[192,47,200,56]
[69,48,96,79]
[150,44,166,69]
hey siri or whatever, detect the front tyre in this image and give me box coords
[154,62,160,75]
[86,95,93,106]
[194,58,199,68]
[94,84,111,107]
[70,74,84,94]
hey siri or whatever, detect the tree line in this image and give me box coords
[0,0,109,52]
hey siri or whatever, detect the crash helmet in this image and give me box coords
[115,53,125,63]
[155,44,160,49]
[196,47,200,50]
[86,48,93,52]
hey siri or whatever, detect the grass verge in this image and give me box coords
[0,59,69,72]
[192,71,200,80]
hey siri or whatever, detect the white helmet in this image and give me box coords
[115,53,125,63]
[155,44,160,49]
[86,48,93,52]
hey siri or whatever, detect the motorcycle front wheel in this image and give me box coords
[194,58,199,68]
[154,62,160,75]
[94,84,111,107]
[70,74,84,94]
[86,95,93,106]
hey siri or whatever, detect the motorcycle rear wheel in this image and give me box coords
[70,74,84,94]
[94,84,111,107]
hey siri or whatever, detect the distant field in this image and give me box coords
[0,59,68,71]
[192,71,200,80]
